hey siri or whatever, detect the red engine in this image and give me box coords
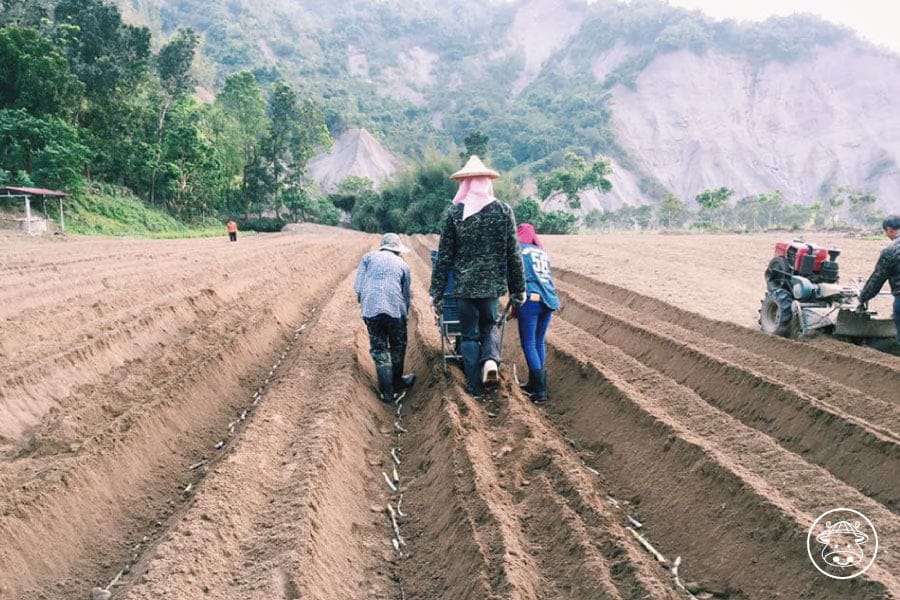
[774,241,828,274]
[768,240,840,286]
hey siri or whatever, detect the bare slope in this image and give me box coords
[612,44,900,210]
[308,128,402,192]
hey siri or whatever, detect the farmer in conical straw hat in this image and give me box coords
[430,155,526,398]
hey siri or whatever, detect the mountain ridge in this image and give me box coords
[116,0,900,211]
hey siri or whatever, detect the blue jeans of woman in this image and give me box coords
[517,300,552,371]
[457,297,501,395]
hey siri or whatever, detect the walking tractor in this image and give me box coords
[759,240,895,340]
[431,250,511,372]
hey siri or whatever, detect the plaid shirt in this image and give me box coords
[354,250,411,320]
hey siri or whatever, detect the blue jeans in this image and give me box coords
[894,295,900,343]
[517,300,552,371]
[457,298,501,394]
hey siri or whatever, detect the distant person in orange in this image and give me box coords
[226,219,238,242]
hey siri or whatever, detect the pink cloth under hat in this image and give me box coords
[452,176,496,220]
[517,223,543,248]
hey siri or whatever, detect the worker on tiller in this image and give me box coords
[857,214,900,343]
[354,233,417,403]
[430,155,526,399]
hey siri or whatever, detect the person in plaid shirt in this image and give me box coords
[354,233,417,403]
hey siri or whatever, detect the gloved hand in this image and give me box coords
[856,301,868,313]
[431,297,443,322]
[512,291,526,306]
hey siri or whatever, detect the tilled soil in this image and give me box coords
[1,229,898,600]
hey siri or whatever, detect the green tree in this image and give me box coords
[328,176,377,214]
[0,108,89,192]
[215,71,269,212]
[460,130,489,161]
[263,80,331,212]
[158,28,200,98]
[538,210,577,234]
[847,190,879,226]
[695,186,734,229]
[157,99,225,220]
[513,197,542,227]
[54,0,151,102]
[809,201,825,229]
[757,190,785,229]
[537,152,612,209]
[657,193,687,228]
[0,26,84,117]
[827,187,847,228]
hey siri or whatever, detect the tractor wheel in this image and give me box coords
[765,256,792,291]
[759,289,796,337]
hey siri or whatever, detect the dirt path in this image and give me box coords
[1,229,897,599]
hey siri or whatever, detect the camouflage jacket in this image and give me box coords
[430,201,526,301]
[858,236,900,302]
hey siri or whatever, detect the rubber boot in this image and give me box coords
[460,340,483,398]
[392,357,416,395]
[530,369,548,403]
[375,364,395,403]
[521,368,539,394]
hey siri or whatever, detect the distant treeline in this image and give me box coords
[582,185,885,233]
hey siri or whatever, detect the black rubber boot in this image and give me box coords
[392,357,416,393]
[376,365,395,403]
[530,369,548,403]
[521,368,539,394]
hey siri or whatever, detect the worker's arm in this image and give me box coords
[353,255,367,303]
[402,263,412,315]
[505,206,526,298]
[858,248,891,303]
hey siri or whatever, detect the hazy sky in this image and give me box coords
[665,0,900,54]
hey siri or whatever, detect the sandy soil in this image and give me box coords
[0,229,898,600]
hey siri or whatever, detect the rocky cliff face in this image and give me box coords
[609,44,900,211]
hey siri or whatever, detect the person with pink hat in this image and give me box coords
[430,156,526,398]
[514,223,560,402]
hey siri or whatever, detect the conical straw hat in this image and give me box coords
[450,155,500,180]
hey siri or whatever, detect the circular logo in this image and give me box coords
[807,508,878,580]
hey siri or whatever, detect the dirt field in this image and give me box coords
[1,228,898,600]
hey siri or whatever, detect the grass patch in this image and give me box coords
[57,187,233,238]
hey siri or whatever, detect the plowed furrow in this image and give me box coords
[122,274,394,600]
[0,233,372,599]
[555,267,900,403]
[541,317,899,598]
[0,239,366,446]
[556,286,900,512]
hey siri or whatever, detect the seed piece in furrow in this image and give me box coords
[558,289,900,512]
[123,274,391,599]
[554,268,900,403]
[544,318,899,598]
